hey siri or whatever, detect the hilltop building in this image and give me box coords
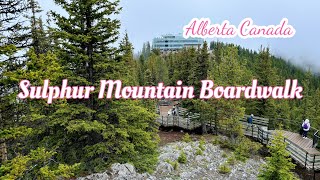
[152,34,203,52]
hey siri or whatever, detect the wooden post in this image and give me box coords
[167,116,168,126]
[252,125,254,137]
[178,116,179,127]
[305,152,308,167]
[314,156,316,180]
[193,120,195,130]
[162,116,163,125]
[173,116,174,126]
[313,155,316,180]
[187,117,189,130]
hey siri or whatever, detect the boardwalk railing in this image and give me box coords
[157,108,320,176]
[246,125,320,180]
[269,118,320,149]
[313,131,319,148]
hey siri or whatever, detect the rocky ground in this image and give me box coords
[78,136,266,180]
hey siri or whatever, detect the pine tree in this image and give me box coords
[137,54,145,85]
[0,49,80,179]
[48,0,159,173]
[301,70,315,120]
[141,42,151,59]
[259,130,297,180]
[209,44,245,141]
[29,0,47,55]
[119,31,138,85]
[255,47,278,117]
[188,41,209,96]
[146,53,169,85]
[173,47,195,85]
[311,88,320,129]
[0,0,34,164]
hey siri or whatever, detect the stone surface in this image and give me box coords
[78,140,266,180]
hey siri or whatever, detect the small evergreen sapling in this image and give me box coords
[178,151,187,164]
[182,133,192,143]
[258,130,297,180]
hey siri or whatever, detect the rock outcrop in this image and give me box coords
[78,141,265,180]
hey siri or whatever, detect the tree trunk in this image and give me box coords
[201,122,207,134]
[0,140,8,163]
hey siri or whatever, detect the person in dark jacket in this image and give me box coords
[302,119,311,138]
[246,114,254,131]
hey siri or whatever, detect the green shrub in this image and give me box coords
[195,148,203,156]
[212,136,219,145]
[199,136,206,151]
[227,154,236,165]
[218,163,231,174]
[221,151,228,158]
[182,133,192,143]
[178,151,187,164]
[234,137,262,162]
[172,161,179,170]
[165,159,179,170]
[219,138,234,150]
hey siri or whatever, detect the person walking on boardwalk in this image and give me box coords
[302,119,311,138]
[246,114,254,131]
[172,105,176,116]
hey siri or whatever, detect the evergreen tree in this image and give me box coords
[0,49,79,179]
[48,0,159,173]
[137,54,145,85]
[255,47,278,117]
[210,45,245,142]
[0,0,34,164]
[259,130,297,180]
[188,41,209,96]
[301,70,315,120]
[142,42,151,59]
[119,31,138,85]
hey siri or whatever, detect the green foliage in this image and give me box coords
[195,148,203,156]
[226,154,236,165]
[219,138,234,150]
[199,136,206,151]
[165,159,179,170]
[182,133,192,143]
[0,148,79,180]
[234,137,262,162]
[2,1,320,178]
[0,127,32,141]
[0,0,159,177]
[218,163,231,174]
[258,130,297,180]
[211,136,220,145]
[221,152,228,158]
[178,151,187,164]
[39,163,80,180]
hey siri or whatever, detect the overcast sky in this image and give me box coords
[39,0,320,71]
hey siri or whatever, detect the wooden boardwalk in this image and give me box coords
[282,131,320,155]
[156,105,320,172]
